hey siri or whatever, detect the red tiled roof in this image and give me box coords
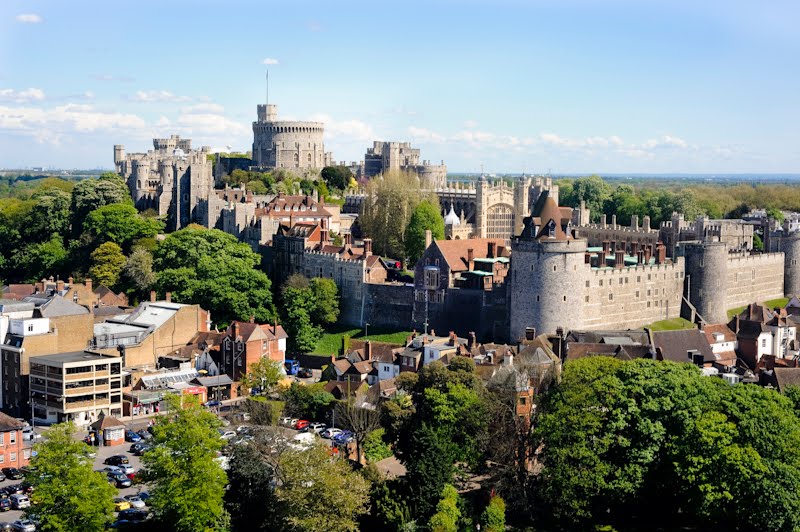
[433,238,509,272]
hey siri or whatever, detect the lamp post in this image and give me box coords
[364,322,370,338]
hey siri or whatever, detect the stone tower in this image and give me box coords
[781,233,800,296]
[251,103,328,169]
[683,241,728,324]
[509,192,587,340]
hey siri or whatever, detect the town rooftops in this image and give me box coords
[262,194,332,218]
[31,350,119,365]
[0,411,25,433]
[23,294,89,317]
[0,299,35,313]
[773,367,800,392]
[652,329,715,364]
[430,238,509,273]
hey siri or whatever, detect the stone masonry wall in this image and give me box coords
[725,253,784,310]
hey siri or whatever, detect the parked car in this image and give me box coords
[11,520,35,532]
[295,420,310,431]
[129,442,146,454]
[204,400,221,408]
[0,497,10,512]
[124,430,142,443]
[219,430,237,441]
[9,494,29,510]
[1,469,21,481]
[123,495,146,509]
[137,491,150,501]
[114,498,131,512]
[133,444,151,457]
[105,455,130,466]
[117,508,149,522]
[297,368,313,379]
[109,472,132,488]
[21,427,39,442]
[136,429,152,440]
[333,430,355,445]
[307,422,326,434]
[0,472,6,483]
[321,427,343,439]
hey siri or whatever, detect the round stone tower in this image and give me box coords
[252,103,325,169]
[510,238,588,341]
[781,233,800,296]
[683,241,728,324]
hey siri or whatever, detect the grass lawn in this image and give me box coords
[727,297,789,319]
[313,324,413,355]
[646,317,696,331]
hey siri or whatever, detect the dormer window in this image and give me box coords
[547,220,556,238]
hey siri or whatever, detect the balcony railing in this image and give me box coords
[64,370,109,381]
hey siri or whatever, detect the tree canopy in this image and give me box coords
[321,165,354,192]
[359,170,439,260]
[84,203,163,250]
[141,394,228,532]
[404,199,445,265]
[154,227,275,325]
[534,357,800,531]
[27,422,116,532]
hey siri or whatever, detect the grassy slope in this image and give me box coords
[646,317,696,331]
[313,324,413,355]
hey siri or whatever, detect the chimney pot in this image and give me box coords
[525,327,536,341]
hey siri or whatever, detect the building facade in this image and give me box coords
[29,351,123,426]
[114,135,215,231]
[251,104,331,170]
[363,141,447,188]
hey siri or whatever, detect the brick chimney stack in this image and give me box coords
[85,278,93,292]
[364,238,372,256]
[56,279,64,292]
[425,229,432,250]
[344,233,353,246]
[655,242,666,265]
[150,290,156,302]
[585,252,592,264]
[449,331,457,346]
[637,250,645,264]
[631,241,639,255]
[165,292,171,303]
[467,248,474,271]
[615,249,625,269]
[488,242,496,259]
[602,241,610,254]
[644,245,652,264]
[364,340,372,361]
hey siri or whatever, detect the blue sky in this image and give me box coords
[1,0,798,173]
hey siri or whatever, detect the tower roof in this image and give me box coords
[444,205,460,226]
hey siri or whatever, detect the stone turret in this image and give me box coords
[683,241,728,324]
[781,232,800,296]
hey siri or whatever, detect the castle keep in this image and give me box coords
[114,135,214,231]
[251,104,331,170]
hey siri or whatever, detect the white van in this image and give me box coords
[10,493,30,509]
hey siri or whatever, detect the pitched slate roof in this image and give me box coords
[652,329,715,364]
[0,412,24,433]
[90,413,125,430]
[773,367,800,392]
[24,294,89,317]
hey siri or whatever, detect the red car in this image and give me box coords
[294,420,310,431]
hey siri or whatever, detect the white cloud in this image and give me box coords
[175,112,249,137]
[0,103,146,144]
[262,57,280,66]
[16,13,42,23]
[308,113,376,141]
[463,120,478,128]
[182,103,225,114]
[130,90,191,103]
[408,126,445,143]
[0,88,45,103]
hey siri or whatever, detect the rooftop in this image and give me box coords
[31,351,119,365]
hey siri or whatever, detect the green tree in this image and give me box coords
[141,394,228,532]
[240,358,284,396]
[225,443,279,532]
[15,236,68,282]
[359,170,439,259]
[767,207,785,224]
[310,277,339,325]
[154,227,275,325]
[84,203,163,250]
[480,496,506,532]
[122,247,157,296]
[27,423,116,532]
[404,199,445,265]
[275,443,370,532]
[364,428,393,463]
[403,423,455,520]
[428,484,460,532]
[754,233,764,251]
[281,382,335,421]
[561,175,612,220]
[321,165,353,192]
[70,173,131,236]
[26,188,71,242]
[89,242,127,288]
